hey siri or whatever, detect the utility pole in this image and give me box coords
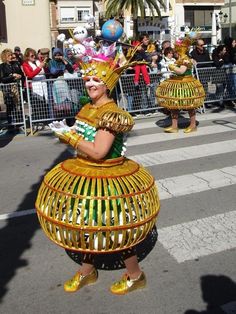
[229,0,232,37]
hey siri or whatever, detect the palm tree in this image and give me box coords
[104,0,166,39]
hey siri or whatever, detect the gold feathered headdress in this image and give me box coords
[174,28,202,57]
[79,44,146,92]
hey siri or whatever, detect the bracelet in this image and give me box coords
[67,134,83,149]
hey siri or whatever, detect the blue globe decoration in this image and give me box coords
[101,19,123,41]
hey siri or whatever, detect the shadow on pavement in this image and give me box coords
[212,119,236,130]
[185,274,236,314]
[0,141,72,302]
[0,132,16,148]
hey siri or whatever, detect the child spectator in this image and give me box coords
[131,34,153,94]
[159,47,176,81]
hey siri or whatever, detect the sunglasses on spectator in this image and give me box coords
[198,44,204,47]
[29,54,36,57]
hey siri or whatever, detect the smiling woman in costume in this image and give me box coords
[35,42,160,295]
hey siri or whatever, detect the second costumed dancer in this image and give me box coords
[36,39,160,294]
[156,31,205,133]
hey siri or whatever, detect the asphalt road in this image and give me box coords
[0,108,236,314]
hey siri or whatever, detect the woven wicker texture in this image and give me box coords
[36,157,160,253]
[156,75,205,110]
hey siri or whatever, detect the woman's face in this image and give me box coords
[83,76,107,101]
[6,53,13,63]
[220,47,227,56]
[28,51,36,61]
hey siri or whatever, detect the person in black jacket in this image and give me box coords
[190,39,211,67]
[0,48,24,128]
[211,45,229,107]
[224,36,236,64]
[190,39,212,102]
[224,37,236,105]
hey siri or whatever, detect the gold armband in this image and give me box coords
[57,131,83,149]
[67,132,83,149]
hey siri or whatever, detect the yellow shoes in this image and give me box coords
[110,272,146,295]
[64,268,98,292]
[64,269,146,295]
[164,126,178,133]
[164,126,198,133]
[184,126,197,133]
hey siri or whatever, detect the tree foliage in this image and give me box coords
[104,0,166,39]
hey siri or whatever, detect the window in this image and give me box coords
[60,7,75,23]
[185,7,212,29]
[77,8,90,21]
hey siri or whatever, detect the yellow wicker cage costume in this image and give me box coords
[156,33,205,110]
[36,102,160,253]
[156,75,205,110]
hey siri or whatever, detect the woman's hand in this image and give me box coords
[13,73,21,80]
[39,61,46,68]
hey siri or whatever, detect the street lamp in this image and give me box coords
[218,10,228,24]
[211,11,229,45]
[217,10,228,43]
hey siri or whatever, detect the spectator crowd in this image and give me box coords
[1,35,236,134]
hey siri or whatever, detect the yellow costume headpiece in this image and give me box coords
[79,45,145,92]
[174,28,201,58]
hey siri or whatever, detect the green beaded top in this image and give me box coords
[75,119,126,159]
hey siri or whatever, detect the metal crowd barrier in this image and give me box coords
[0,82,27,135]
[1,64,236,136]
[26,77,85,134]
[194,63,236,109]
[117,72,162,114]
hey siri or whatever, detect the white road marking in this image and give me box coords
[158,210,236,263]
[128,123,236,146]
[133,112,236,130]
[1,165,236,220]
[157,165,236,200]
[0,209,36,220]
[129,139,236,166]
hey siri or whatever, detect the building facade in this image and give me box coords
[1,0,236,55]
[0,0,51,52]
[51,0,100,48]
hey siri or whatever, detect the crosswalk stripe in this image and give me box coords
[1,112,236,267]
[133,112,236,130]
[156,165,236,200]
[128,123,236,146]
[130,139,236,166]
[158,210,236,263]
[0,209,36,220]
[1,165,235,220]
